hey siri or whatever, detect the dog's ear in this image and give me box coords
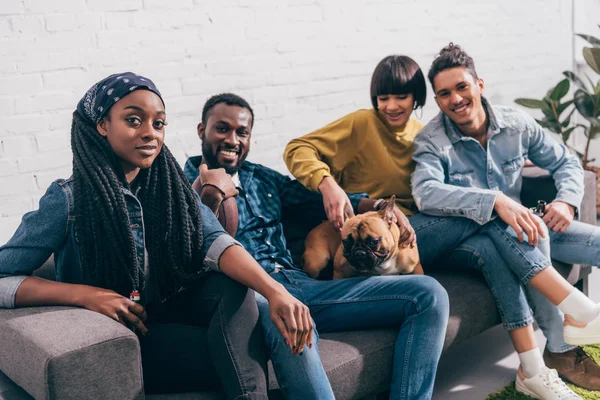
[378,195,397,225]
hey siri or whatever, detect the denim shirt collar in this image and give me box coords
[442,97,506,144]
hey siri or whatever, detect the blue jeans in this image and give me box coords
[257,271,448,400]
[257,214,478,400]
[446,233,574,353]
[446,217,600,354]
[549,220,600,266]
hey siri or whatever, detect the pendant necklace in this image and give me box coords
[129,258,141,303]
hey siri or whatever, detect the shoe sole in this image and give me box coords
[515,379,543,400]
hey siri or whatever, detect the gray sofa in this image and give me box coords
[0,169,596,400]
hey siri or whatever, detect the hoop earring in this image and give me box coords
[414,107,423,120]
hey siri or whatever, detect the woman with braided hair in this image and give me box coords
[0,72,311,399]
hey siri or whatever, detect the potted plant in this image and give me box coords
[515,27,600,216]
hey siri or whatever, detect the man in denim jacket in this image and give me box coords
[412,43,600,393]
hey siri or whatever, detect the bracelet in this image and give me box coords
[201,183,226,198]
[373,198,386,211]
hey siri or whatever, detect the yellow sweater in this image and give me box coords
[284,109,423,216]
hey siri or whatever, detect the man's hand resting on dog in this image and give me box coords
[318,176,355,232]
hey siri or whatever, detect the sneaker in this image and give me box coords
[544,346,600,390]
[515,366,582,399]
[564,314,600,346]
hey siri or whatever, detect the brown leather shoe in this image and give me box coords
[544,346,600,390]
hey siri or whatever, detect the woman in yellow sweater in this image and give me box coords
[284,55,425,242]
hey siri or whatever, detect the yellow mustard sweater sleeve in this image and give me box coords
[284,111,368,191]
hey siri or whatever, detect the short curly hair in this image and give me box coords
[428,43,478,90]
[202,93,254,128]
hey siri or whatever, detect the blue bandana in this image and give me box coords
[76,72,163,125]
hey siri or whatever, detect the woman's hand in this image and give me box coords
[77,286,148,335]
[266,287,314,355]
[217,245,314,355]
[318,176,354,232]
[392,207,416,248]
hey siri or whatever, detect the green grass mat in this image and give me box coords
[486,345,600,399]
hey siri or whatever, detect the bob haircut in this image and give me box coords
[370,55,427,110]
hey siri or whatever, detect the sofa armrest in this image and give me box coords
[0,306,143,400]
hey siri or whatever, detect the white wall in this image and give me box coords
[0,0,576,242]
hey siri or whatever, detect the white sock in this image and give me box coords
[558,289,600,323]
[518,348,545,378]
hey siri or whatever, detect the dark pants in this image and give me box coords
[140,273,269,400]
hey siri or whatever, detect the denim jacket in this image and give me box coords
[411,98,584,225]
[0,178,239,308]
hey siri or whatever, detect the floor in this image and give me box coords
[433,323,547,399]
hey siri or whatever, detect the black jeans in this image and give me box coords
[140,273,269,400]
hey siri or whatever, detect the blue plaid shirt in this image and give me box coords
[184,156,367,273]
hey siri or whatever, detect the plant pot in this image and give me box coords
[585,164,600,217]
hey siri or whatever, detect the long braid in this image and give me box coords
[71,111,205,299]
[72,111,138,296]
[140,145,206,299]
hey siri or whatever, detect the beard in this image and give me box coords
[201,141,248,175]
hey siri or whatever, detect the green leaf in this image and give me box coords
[563,71,589,91]
[556,99,574,116]
[515,98,547,109]
[561,126,576,142]
[574,89,596,118]
[576,34,600,47]
[541,99,555,114]
[583,47,600,74]
[549,79,570,100]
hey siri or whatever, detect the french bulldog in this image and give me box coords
[303,195,423,279]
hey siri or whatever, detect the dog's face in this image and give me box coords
[339,203,400,274]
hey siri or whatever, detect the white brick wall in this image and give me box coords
[0,0,581,242]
